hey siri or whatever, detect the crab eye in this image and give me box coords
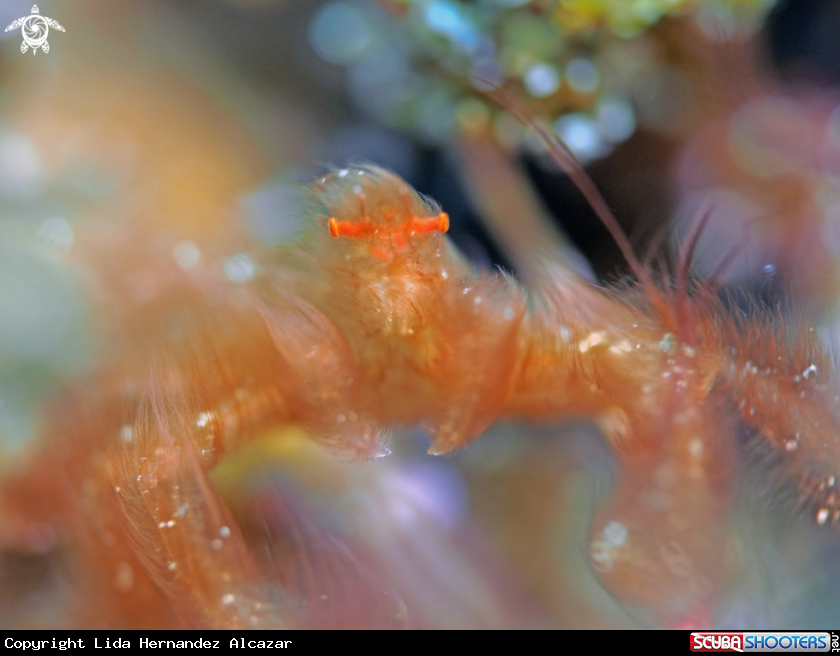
[327,218,374,239]
[406,214,449,236]
[327,214,449,240]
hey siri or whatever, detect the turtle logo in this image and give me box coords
[4,5,65,55]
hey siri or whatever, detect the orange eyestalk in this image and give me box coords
[328,213,449,240]
[410,213,449,235]
[328,218,375,238]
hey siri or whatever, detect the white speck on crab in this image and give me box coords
[196,412,211,428]
[503,308,515,321]
[220,526,231,538]
[338,169,349,177]
[803,364,818,379]
[221,594,235,605]
[579,331,605,353]
[441,270,448,279]
[474,296,482,304]
[601,520,628,548]
[658,333,676,354]
[589,546,613,572]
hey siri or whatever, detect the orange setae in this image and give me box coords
[2,161,840,628]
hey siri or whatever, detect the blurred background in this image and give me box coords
[2,0,840,629]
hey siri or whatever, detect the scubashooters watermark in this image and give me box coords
[691,632,840,652]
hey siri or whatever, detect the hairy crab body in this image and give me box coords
[2,166,839,628]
